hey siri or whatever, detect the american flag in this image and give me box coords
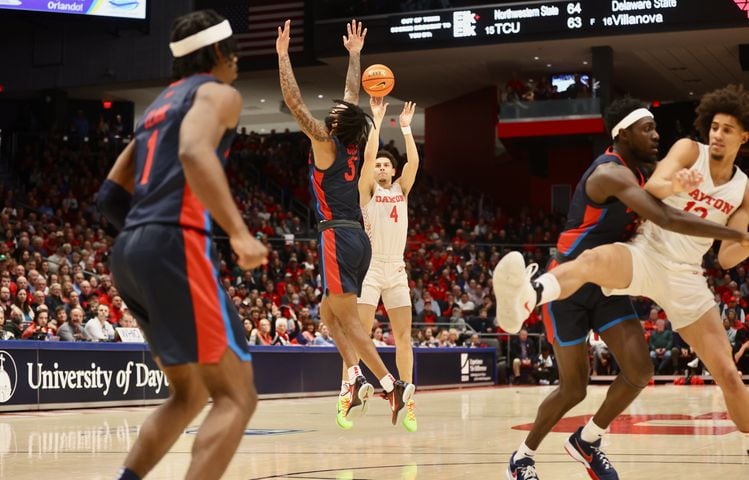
[220,1,305,58]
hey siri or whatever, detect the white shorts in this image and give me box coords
[358,259,411,310]
[602,236,715,330]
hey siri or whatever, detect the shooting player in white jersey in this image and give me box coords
[336,97,420,432]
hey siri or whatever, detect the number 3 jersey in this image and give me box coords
[309,137,362,223]
[640,142,747,265]
[362,183,407,261]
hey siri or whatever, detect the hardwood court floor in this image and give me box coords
[1,385,747,479]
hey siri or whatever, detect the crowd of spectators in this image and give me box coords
[1,120,748,384]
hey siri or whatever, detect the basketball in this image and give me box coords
[362,64,395,97]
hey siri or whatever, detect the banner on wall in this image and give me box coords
[0,343,168,411]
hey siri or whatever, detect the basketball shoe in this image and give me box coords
[493,251,538,334]
[401,398,417,432]
[335,394,353,430]
[564,427,619,479]
[385,380,415,426]
[506,452,539,480]
[347,376,374,417]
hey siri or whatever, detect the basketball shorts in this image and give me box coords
[358,259,411,309]
[318,226,371,296]
[602,236,715,330]
[542,258,639,346]
[110,224,251,366]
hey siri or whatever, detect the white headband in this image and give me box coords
[611,108,654,140]
[169,20,233,58]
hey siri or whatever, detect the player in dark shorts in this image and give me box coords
[276,19,414,426]
[496,98,749,480]
[97,10,267,480]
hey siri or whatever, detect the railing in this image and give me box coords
[500,98,601,121]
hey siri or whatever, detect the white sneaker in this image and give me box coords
[492,251,538,334]
[687,357,699,369]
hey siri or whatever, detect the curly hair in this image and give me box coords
[603,96,648,138]
[170,10,237,80]
[324,100,374,147]
[694,84,749,142]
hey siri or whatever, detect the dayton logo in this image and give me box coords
[735,1,749,18]
[0,351,18,403]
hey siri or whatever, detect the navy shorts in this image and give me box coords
[541,258,638,347]
[110,224,251,366]
[318,226,371,296]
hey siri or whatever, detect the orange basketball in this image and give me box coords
[362,64,395,97]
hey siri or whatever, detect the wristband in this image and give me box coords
[401,126,412,136]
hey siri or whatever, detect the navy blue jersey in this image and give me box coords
[124,74,236,234]
[556,148,647,260]
[308,137,362,222]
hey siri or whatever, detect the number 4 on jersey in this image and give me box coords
[389,205,399,223]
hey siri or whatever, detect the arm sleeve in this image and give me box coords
[96,179,132,231]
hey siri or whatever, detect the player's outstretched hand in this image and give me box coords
[370,95,388,121]
[672,168,703,193]
[399,101,415,128]
[342,19,367,53]
[231,232,269,270]
[276,20,291,55]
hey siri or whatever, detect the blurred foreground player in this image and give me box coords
[98,10,267,480]
[277,19,414,426]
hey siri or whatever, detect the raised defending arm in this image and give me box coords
[342,20,367,104]
[276,20,330,143]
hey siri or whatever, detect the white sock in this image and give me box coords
[380,373,396,393]
[339,380,350,396]
[515,442,536,460]
[535,273,561,305]
[581,418,606,443]
[347,365,362,384]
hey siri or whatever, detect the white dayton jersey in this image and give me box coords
[641,142,747,265]
[362,183,408,261]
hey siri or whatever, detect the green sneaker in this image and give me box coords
[401,398,418,432]
[336,395,353,430]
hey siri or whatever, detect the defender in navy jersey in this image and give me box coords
[277,19,414,426]
[496,98,749,480]
[97,11,267,480]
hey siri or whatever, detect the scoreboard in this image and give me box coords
[315,0,749,55]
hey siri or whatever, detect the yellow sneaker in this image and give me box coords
[336,395,353,430]
[401,398,417,432]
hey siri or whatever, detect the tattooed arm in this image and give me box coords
[342,19,366,104]
[276,20,330,144]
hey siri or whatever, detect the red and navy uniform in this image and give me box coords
[110,74,250,366]
[309,137,371,296]
[543,148,646,346]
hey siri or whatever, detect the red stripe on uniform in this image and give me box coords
[556,205,605,255]
[182,228,227,363]
[179,183,207,231]
[541,259,559,346]
[322,229,343,294]
[312,168,332,220]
